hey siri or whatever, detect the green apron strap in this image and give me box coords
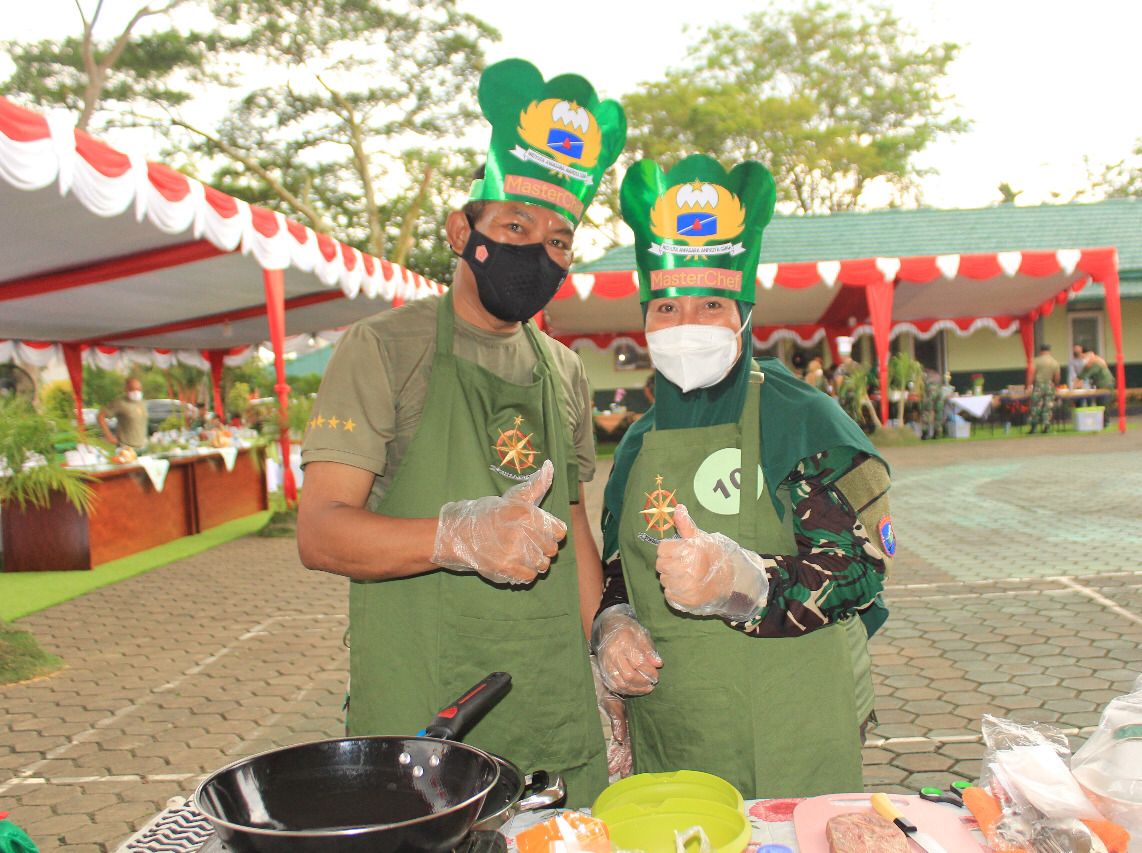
[739,369,764,544]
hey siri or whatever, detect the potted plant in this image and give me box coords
[836,363,881,433]
[1,397,95,571]
[971,373,985,394]
[0,397,94,515]
[888,352,925,425]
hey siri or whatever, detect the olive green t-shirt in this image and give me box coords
[301,295,595,507]
[104,397,148,448]
[1032,353,1060,385]
[1080,361,1115,389]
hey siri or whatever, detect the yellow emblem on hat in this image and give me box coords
[517,98,603,171]
[650,179,747,247]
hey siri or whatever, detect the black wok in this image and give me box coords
[194,673,511,853]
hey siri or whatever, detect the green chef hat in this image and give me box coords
[469,58,626,226]
[620,154,776,303]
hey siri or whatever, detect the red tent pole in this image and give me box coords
[263,269,297,504]
[207,350,225,422]
[1019,317,1036,387]
[62,343,85,434]
[1102,273,1127,434]
[865,278,894,426]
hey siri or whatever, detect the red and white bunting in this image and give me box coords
[0,97,444,365]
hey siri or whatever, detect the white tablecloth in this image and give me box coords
[265,445,304,493]
[946,394,995,420]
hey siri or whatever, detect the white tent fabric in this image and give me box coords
[0,96,442,362]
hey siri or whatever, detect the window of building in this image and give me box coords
[1069,313,1103,356]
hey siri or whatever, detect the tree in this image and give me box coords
[1083,139,1142,200]
[618,1,967,214]
[169,0,496,282]
[2,1,218,131]
[3,1,498,284]
[996,182,1022,205]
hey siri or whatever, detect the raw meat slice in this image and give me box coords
[825,811,909,852]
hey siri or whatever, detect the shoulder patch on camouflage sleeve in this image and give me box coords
[878,515,897,557]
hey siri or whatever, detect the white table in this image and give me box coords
[946,394,995,420]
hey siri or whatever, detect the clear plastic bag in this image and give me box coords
[1071,674,1142,840]
[981,714,1102,822]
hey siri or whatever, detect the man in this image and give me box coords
[1067,343,1086,387]
[97,377,148,450]
[919,367,948,439]
[297,58,625,807]
[1080,347,1115,390]
[1027,343,1061,434]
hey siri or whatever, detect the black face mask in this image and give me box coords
[461,224,569,323]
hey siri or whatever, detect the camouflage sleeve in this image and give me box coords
[736,447,891,638]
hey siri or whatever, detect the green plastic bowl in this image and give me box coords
[598,798,751,853]
[592,770,745,818]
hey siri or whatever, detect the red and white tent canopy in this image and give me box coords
[0,96,444,500]
[545,248,1126,431]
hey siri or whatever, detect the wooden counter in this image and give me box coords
[1,447,266,573]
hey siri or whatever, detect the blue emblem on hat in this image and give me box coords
[546,128,585,160]
[677,211,718,236]
[878,515,897,557]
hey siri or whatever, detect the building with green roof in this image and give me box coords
[567,198,1141,404]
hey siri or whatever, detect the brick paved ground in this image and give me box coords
[2,425,1140,850]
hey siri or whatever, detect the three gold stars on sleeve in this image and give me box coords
[308,414,355,432]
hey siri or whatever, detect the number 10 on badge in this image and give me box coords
[692,448,764,515]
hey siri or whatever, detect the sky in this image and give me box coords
[462,0,1142,209]
[4,0,1141,212]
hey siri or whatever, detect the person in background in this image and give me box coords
[97,377,148,450]
[1027,343,1061,434]
[918,368,947,440]
[1067,343,1086,387]
[592,155,893,798]
[790,349,807,379]
[643,372,655,407]
[296,59,625,807]
[803,356,827,392]
[1080,347,1114,390]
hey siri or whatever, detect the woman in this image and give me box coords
[592,155,895,798]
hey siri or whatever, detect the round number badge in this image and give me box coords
[692,448,764,515]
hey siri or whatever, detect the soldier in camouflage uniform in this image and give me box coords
[918,369,947,439]
[1028,344,1061,434]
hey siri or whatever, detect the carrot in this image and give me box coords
[1080,818,1131,853]
[961,786,1031,853]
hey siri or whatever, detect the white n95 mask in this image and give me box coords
[646,313,751,393]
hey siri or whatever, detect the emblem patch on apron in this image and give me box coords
[878,515,897,557]
[638,474,678,543]
[490,414,543,481]
[692,447,764,515]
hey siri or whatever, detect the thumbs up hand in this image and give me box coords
[432,460,568,586]
[655,504,771,622]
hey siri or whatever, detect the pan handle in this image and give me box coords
[422,672,512,740]
[518,771,567,812]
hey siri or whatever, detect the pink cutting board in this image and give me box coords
[792,793,983,852]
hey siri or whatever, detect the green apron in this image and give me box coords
[347,290,608,807]
[620,372,864,798]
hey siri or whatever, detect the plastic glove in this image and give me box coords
[590,656,633,780]
[431,459,567,585]
[592,604,662,695]
[655,504,770,622]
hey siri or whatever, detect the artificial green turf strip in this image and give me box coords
[0,510,271,622]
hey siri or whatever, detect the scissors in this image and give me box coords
[919,780,972,806]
